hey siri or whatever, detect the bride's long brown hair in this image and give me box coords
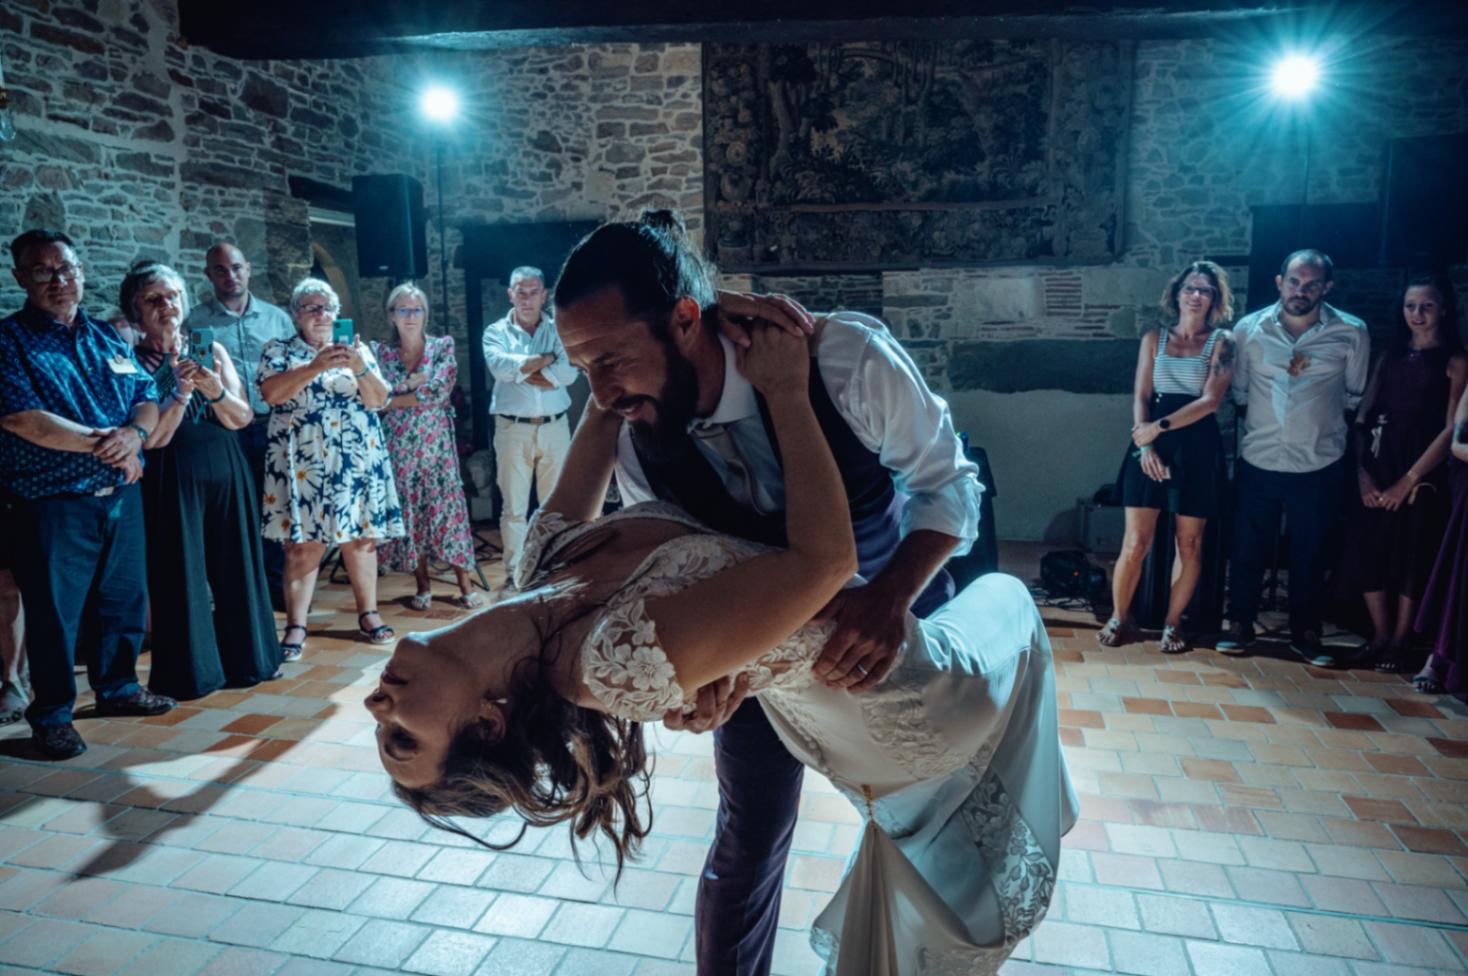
[391,564,655,878]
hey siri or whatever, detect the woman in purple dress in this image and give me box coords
[1415,382,1468,694]
[372,284,483,610]
[1347,273,1467,673]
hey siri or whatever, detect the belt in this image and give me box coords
[48,486,117,501]
[498,411,566,425]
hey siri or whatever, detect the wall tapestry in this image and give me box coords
[704,39,1134,270]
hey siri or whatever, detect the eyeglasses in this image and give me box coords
[298,303,339,316]
[1181,286,1215,297]
[391,307,426,318]
[24,263,83,284]
[141,292,182,308]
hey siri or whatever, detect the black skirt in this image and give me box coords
[1117,392,1224,519]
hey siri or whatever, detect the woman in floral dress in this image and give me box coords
[258,278,405,658]
[372,284,483,610]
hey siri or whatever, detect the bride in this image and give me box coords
[366,325,1077,975]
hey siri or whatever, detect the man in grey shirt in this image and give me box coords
[1220,249,1370,665]
[182,242,294,606]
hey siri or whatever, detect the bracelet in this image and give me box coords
[355,366,370,378]
[204,388,227,404]
[171,389,192,404]
[1132,445,1154,459]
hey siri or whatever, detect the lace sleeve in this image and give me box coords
[580,596,686,722]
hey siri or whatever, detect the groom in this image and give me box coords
[556,242,981,976]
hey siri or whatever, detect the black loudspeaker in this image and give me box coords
[1379,134,1468,268]
[352,175,427,278]
[1039,550,1107,600]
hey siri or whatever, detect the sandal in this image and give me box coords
[280,624,307,663]
[1373,642,1413,674]
[1413,661,1446,694]
[0,680,27,726]
[1351,637,1390,669]
[408,591,433,612]
[1096,618,1126,647]
[357,611,396,645]
[1159,625,1188,655]
[457,591,486,610]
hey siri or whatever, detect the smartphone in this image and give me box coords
[189,328,215,371]
[332,318,355,346]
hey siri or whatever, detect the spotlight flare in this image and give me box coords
[1271,55,1321,99]
[420,86,460,122]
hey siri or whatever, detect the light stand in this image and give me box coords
[434,137,449,335]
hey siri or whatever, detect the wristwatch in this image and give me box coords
[1158,418,1172,431]
[125,422,150,444]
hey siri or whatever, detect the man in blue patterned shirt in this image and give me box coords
[0,229,176,760]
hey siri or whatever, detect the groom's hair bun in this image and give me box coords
[638,209,686,237]
[555,209,716,321]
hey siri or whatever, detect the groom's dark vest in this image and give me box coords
[630,360,955,618]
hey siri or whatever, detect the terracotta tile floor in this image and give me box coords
[0,537,1465,975]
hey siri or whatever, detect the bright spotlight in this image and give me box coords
[420,86,460,123]
[1271,54,1320,99]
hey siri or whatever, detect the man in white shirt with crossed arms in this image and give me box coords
[482,266,579,576]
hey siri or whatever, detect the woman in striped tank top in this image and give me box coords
[1100,261,1237,653]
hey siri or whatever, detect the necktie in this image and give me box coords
[692,423,765,513]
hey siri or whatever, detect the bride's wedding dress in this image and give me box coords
[517,501,1078,976]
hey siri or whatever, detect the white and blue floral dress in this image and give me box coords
[516,501,1078,976]
[257,335,405,545]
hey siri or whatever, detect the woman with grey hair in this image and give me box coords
[258,278,404,659]
[122,260,281,698]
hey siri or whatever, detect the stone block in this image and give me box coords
[530,131,563,153]
[30,22,105,56]
[117,152,176,179]
[242,74,291,118]
[134,120,176,142]
[12,131,101,165]
[1081,265,1171,306]
[181,161,270,191]
[951,273,1046,322]
[112,91,171,117]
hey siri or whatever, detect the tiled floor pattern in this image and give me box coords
[0,540,1464,975]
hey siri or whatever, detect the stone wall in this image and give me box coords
[404,43,703,384]
[4,6,1468,539]
[0,0,420,316]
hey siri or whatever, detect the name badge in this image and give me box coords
[107,355,138,375]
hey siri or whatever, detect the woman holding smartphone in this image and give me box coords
[258,278,405,659]
[119,261,280,699]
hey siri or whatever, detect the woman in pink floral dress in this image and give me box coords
[372,285,484,609]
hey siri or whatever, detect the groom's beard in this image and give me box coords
[624,347,700,463]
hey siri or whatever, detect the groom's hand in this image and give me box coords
[662,672,751,734]
[812,585,908,692]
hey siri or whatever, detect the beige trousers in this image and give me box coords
[493,414,571,577]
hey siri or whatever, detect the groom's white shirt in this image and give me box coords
[613,310,983,552]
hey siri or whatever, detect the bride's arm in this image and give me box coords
[642,328,857,693]
[540,399,621,523]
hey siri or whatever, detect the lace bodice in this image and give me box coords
[516,502,836,720]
